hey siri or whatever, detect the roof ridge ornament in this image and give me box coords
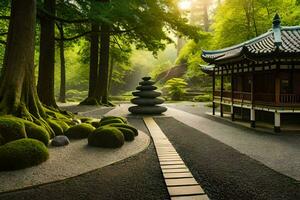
[273,13,282,48]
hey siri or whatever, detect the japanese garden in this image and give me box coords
[0,0,299,200]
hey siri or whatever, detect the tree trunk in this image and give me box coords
[95,23,110,105]
[0,0,46,119]
[79,23,100,105]
[37,0,57,108]
[88,23,99,98]
[57,23,66,103]
[108,55,114,95]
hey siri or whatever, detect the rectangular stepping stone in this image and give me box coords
[161,165,187,169]
[162,168,190,173]
[171,195,210,200]
[160,161,185,165]
[168,185,205,196]
[159,158,183,162]
[165,178,198,186]
[164,172,193,179]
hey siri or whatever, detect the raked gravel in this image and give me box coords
[0,130,150,193]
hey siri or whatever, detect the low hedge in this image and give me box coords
[0,117,27,144]
[0,138,49,171]
[88,127,124,148]
[65,123,95,139]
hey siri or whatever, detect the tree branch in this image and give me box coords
[37,8,89,24]
[55,31,92,41]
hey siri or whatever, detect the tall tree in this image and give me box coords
[56,22,66,103]
[37,0,57,108]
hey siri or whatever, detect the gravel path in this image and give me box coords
[0,118,169,200]
[155,117,300,200]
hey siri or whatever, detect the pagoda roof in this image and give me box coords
[201,14,300,64]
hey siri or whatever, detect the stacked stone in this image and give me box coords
[128,77,167,114]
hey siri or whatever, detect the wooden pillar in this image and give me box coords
[250,65,255,128]
[231,65,234,121]
[275,65,280,105]
[274,112,281,132]
[212,67,216,115]
[220,66,224,117]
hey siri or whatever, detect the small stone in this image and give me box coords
[139,80,155,86]
[136,85,157,91]
[51,135,70,147]
[128,106,167,114]
[131,98,164,106]
[132,91,162,98]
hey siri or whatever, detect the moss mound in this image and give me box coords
[47,119,63,137]
[101,116,127,124]
[109,123,138,136]
[0,138,49,171]
[55,120,70,132]
[117,127,135,141]
[99,118,124,126]
[65,123,95,139]
[0,117,27,144]
[79,97,99,105]
[91,121,101,128]
[88,127,124,148]
[24,121,50,146]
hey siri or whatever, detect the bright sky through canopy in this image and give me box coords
[178,0,192,10]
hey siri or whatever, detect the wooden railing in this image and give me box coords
[280,94,300,104]
[214,91,300,106]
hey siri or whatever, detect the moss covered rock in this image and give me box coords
[101,116,127,124]
[99,118,124,126]
[65,123,95,139]
[108,123,138,136]
[0,117,27,144]
[24,122,50,146]
[117,127,135,141]
[0,138,49,171]
[91,121,101,128]
[47,119,63,137]
[88,127,124,148]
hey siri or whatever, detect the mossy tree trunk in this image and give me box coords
[57,22,66,103]
[37,0,58,109]
[0,0,46,120]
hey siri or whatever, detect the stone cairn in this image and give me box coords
[128,77,167,114]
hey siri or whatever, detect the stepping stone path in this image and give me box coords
[144,117,210,200]
[128,77,167,114]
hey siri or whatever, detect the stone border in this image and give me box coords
[0,130,150,193]
[144,117,210,200]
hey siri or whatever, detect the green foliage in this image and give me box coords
[0,138,49,171]
[193,94,212,102]
[0,117,27,144]
[108,123,138,136]
[164,78,188,101]
[65,123,95,139]
[88,127,124,148]
[24,122,50,146]
[116,127,135,141]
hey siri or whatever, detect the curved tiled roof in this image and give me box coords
[202,15,300,64]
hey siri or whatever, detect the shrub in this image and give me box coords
[47,119,63,137]
[116,127,135,141]
[0,117,27,144]
[88,127,124,148]
[193,94,212,102]
[101,116,127,124]
[163,78,188,101]
[65,123,95,139]
[0,138,49,171]
[99,118,124,126]
[108,123,138,136]
[24,122,50,146]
